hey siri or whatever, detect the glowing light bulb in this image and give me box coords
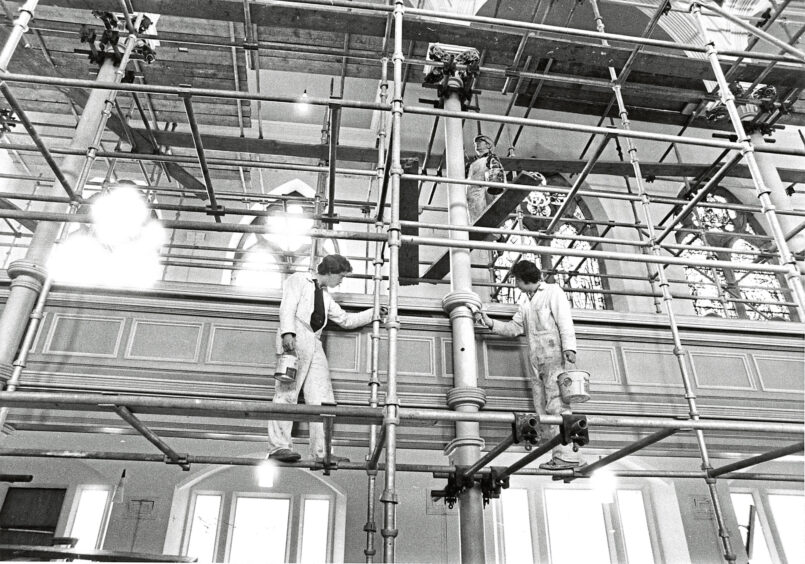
[296,89,311,114]
[256,460,277,488]
[91,186,150,248]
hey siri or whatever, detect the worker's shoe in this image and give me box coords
[269,449,302,463]
[538,458,580,471]
[314,454,350,465]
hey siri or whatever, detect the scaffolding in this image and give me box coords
[0,1,802,562]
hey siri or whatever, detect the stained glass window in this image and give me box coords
[491,179,606,309]
[678,192,791,321]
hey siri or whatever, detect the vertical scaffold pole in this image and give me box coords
[0,14,139,430]
[691,3,805,319]
[589,1,736,561]
[381,3,404,561]
[364,56,389,564]
[441,77,486,564]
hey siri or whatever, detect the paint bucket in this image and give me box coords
[558,365,590,403]
[274,351,298,383]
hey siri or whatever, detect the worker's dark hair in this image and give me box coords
[510,260,541,283]
[318,254,353,275]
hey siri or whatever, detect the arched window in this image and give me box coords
[678,190,793,321]
[492,173,608,309]
[222,180,338,289]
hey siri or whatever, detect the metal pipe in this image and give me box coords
[0,391,803,433]
[381,3,404,560]
[365,54,390,563]
[0,209,384,240]
[266,0,801,62]
[112,405,190,470]
[654,152,744,244]
[497,434,565,481]
[0,52,122,403]
[2,71,804,156]
[404,105,804,156]
[588,1,734,558]
[708,441,804,478]
[367,423,387,471]
[327,105,342,222]
[0,71,388,111]
[0,449,801,482]
[0,85,76,200]
[404,235,791,274]
[0,142,378,177]
[398,173,805,218]
[693,4,805,318]
[182,96,221,221]
[442,78,486,564]
[0,0,36,68]
[574,428,678,478]
[459,432,517,480]
[697,1,805,62]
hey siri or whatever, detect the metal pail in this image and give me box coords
[558,368,590,403]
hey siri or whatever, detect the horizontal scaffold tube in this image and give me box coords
[0,209,385,240]
[0,74,802,156]
[0,142,377,177]
[0,449,801,482]
[404,235,790,274]
[404,107,805,156]
[273,0,805,63]
[0,392,801,434]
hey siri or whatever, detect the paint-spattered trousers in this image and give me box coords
[529,329,581,463]
[267,324,333,459]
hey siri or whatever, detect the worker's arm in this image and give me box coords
[550,286,577,354]
[327,299,376,329]
[483,307,525,337]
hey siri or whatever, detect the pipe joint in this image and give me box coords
[380,489,399,504]
[381,528,399,539]
[446,387,487,410]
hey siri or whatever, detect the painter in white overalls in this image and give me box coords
[479,260,582,470]
[267,255,380,463]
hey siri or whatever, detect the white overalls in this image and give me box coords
[490,283,581,464]
[466,156,495,222]
[267,272,374,458]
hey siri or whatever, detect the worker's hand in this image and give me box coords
[282,334,296,353]
[564,350,577,364]
[479,311,494,329]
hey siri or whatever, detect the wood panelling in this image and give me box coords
[207,324,274,367]
[43,314,125,358]
[125,319,203,362]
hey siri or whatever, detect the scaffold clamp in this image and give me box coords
[560,413,589,452]
[513,413,540,450]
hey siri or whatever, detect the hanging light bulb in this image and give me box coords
[256,460,277,488]
[296,89,311,114]
[112,469,127,503]
[91,186,151,248]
